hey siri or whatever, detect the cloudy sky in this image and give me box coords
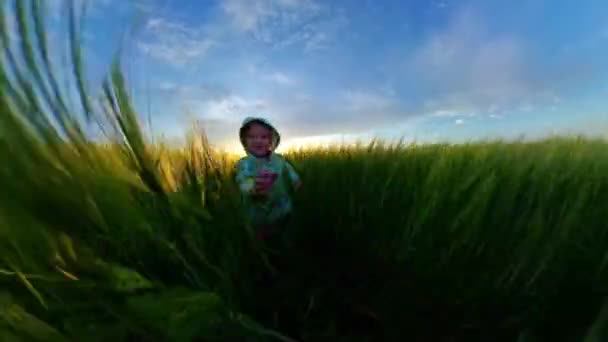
[43,0,608,151]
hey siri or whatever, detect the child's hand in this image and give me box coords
[293,180,302,191]
[254,176,270,194]
[255,169,277,194]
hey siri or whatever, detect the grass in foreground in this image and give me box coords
[1,1,608,341]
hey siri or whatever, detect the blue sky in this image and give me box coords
[41,0,608,151]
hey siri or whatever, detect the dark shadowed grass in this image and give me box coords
[276,138,608,340]
[1,1,608,341]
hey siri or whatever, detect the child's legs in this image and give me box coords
[256,214,291,242]
[256,214,292,271]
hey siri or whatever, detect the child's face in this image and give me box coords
[245,123,272,156]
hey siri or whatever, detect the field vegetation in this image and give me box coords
[1,1,608,341]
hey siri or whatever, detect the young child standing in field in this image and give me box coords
[235,117,302,241]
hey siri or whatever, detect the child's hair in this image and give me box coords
[239,119,271,137]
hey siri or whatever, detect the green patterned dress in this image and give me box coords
[235,152,301,226]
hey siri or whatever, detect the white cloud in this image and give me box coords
[240,64,297,87]
[430,109,477,118]
[133,0,346,73]
[455,119,465,125]
[278,132,371,151]
[158,82,177,91]
[221,0,321,33]
[132,0,159,14]
[432,1,448,9]
[265,88,407,139]
[342,90,393,112]
[204,95,268,121]
[134,0,344,72]
[280,12,349,52]
[185,94,274,146]
[264,71,295,86]
[168,84,408,145]
[220,0,347,52]
[137,17,215,67]
[405,6,561,116]
[432,110,459,117]
[519,103,534,113]
[181,92,269,132]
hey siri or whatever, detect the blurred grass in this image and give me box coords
[1,0,608,341]
[0,0,286,341]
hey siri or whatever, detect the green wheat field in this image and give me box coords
[1,1,608,341]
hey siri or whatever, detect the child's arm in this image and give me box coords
[235,159,256,194]
[284,160,302,190]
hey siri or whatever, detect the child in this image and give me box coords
[235,117,302,241]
